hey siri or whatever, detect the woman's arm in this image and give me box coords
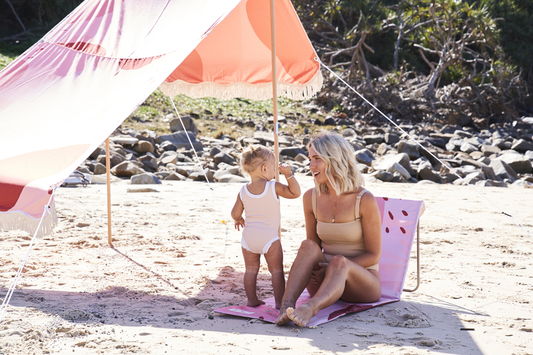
[350,191,382,268]
[302,189,321,245]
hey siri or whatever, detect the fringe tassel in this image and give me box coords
[159,70,323,101]
[0,201,58,237]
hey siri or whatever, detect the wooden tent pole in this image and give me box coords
[270,0,280,181]
[105,138,113,246]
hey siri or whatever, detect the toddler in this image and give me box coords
[231,145,301,308]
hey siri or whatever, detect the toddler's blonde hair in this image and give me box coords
[308,132,364,195]
[240,145,275,177]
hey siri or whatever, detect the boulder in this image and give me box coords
[362,134,384,145]
[498,152,532,173]
[111,161,145,177]
[371,153,415,177]
[131,173,162,184]
[164,172,187,181]
[417,162,442,183]
[280,147,306,158]
[134,140,155,154]
[370,170,394,182]
[138,155,158,171]
[213,151,236,165]
[97,153,126,168]
[511,139,533,153]
[355,149,375,166]
[216,174,249,183]
[157,131,204,151]
[397,140,420,159]
[111,135,139,145]
[169,116,198,135]
[489,159,518,182]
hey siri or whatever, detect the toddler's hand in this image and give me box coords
[234,218,245,231]
[278,163,292,177]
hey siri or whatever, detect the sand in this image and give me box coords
[1,175,532,355]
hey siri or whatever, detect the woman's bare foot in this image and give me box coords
[247,299,265,307]
[274,307,292,326]
[286,304,313,327]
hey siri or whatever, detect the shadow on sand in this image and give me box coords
[1,246,486,354]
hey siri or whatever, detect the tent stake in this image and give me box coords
[270,0,280,181]
[106,138,113,246]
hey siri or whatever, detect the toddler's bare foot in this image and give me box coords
[246,299,265,307]
[287,304,313,327]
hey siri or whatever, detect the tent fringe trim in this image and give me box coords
[0,202,58,237]
[159,70,323,101]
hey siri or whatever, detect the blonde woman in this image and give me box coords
[275,132,382,327]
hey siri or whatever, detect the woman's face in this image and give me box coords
[308,145,328,184]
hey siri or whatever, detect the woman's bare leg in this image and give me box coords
[275,240,326,325]
[263,240,284,309]
[241,247,264,307]
[287,255,381,327]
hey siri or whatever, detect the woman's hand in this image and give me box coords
[310,262,328,284]
[234,218,245,231]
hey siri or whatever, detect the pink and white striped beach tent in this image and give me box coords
[0,0,322,236]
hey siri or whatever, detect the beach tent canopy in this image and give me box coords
[0,0,322,237]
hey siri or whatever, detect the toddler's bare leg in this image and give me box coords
[263,240,285,309]
[242,247,264,307]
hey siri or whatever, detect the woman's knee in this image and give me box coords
[328,255,349,271]
[299,239,321,254]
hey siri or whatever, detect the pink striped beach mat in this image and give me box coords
[215,197,425,327]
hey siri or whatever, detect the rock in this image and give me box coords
[460,142,478,154]
[189,169,214,182]
[511,139,533,152]
[417,162,442,183]
[111,161,145,177]
[213,151,236,165]
[370,170,394,182]
[94,163,106,175]
[388,162,411,180]
[97,152,125,168]
[164,172,187,181]
[498,152,532,173]
[324,117,336,125]
[160,141,178,151]
[216,174,249,183]
[111,135,139,145]
[463,171,485,185]
[481,144,501,156]
[209,147,222,158]
[384,133,400,145]
[363,134,384,145]
[446,137,463,151]
[134,140,155,154]
[157,131,204,150]
[355,149,375,166]
[160,151,179,165]
[138,155,158,171]
[397,140,420,159]
[294,153,308,163]
[131,173,162,184]
[372,153,415,177]
[489,159,518,182]
[169,116,198,135]
[280,147,306,158]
